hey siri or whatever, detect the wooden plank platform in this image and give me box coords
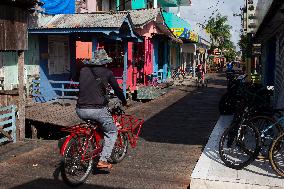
[25,101,81,127]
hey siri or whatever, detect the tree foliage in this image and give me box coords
[205,13,236,61]
[238,34,249,61]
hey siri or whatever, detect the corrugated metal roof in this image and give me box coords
[127,8,161,27]
[37,13,128,29]
[125,8,182,43]
[33,8,162,29]
[31,8,181,43]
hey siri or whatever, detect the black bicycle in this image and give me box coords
[219,105,283,170]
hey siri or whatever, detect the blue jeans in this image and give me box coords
[76,107,118,162]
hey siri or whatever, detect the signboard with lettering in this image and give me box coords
[171,28,190,38]
[170,28,199,43]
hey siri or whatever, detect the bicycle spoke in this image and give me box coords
[237,141,254,156]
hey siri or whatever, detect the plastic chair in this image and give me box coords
[157,69,163,83]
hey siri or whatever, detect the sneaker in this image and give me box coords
[97,161,113,169]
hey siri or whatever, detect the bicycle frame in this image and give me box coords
[260,117,284,139]
[60,123,103,161]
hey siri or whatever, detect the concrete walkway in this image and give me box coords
[190,116,284,189]
[0,73,226,189]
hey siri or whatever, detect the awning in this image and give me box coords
[162,11,191,32]
[162,11,199,43]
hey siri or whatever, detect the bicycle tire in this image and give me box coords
[247,115,282,159]
[269,133,284,177]
[219,122,261,169]
[61,136,95,187]
[109,133,128,163]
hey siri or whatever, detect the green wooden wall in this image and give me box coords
[0,35,40,90]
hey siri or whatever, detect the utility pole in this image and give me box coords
[245,0,256,81]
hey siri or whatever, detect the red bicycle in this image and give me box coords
[59,106,144,186]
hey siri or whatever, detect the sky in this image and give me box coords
[170,0,244,50]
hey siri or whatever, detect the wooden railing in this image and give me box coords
[0,105,17,143]
[32,77,125,102]
[49,80,80,100]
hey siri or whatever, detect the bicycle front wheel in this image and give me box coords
[269,133,284,177]
[219,122,261,169]
[61,136,95,187]
[110,133,128,163]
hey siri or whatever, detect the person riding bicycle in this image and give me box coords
[196,62,205,86]
[76,48,127,170]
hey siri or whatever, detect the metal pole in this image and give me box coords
[123,42,128,97]
[18,51,26,140]
[193,44,197,78]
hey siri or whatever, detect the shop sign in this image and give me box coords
[171,28,199,42]
[171,28,190,38]
[189,31,199,42]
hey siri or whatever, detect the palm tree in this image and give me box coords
[205,13,232,50]
[205,13,236,61]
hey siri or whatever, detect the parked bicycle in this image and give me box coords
[218,79,277,169]
[59,102,144,186]
[218,75,272,115]
[269,127,284,177]
[195,75,208,88]
[146,74,159,87]
[219,106,284,176]
[171,68,185,80]
[225,70,236,89]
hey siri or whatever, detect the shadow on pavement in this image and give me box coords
[9,178,126,189]
[139,81,226,146]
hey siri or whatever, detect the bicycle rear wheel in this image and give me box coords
[110,133,128,163]
[269,133,284,177]
[61,135,95,187]
[219,122,261,169]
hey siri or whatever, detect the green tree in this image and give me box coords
[238,34,249,62]
[223,39,237,62]
[205,13,236,61]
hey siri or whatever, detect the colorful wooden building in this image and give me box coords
[128,9,182,88]
[0,0,41,141]
[28,13,142,102]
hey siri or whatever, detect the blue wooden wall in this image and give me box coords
[38,35,75,102]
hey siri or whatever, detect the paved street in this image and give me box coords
[0,73,226,189]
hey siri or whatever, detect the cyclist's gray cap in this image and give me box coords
[83,49,112,65]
